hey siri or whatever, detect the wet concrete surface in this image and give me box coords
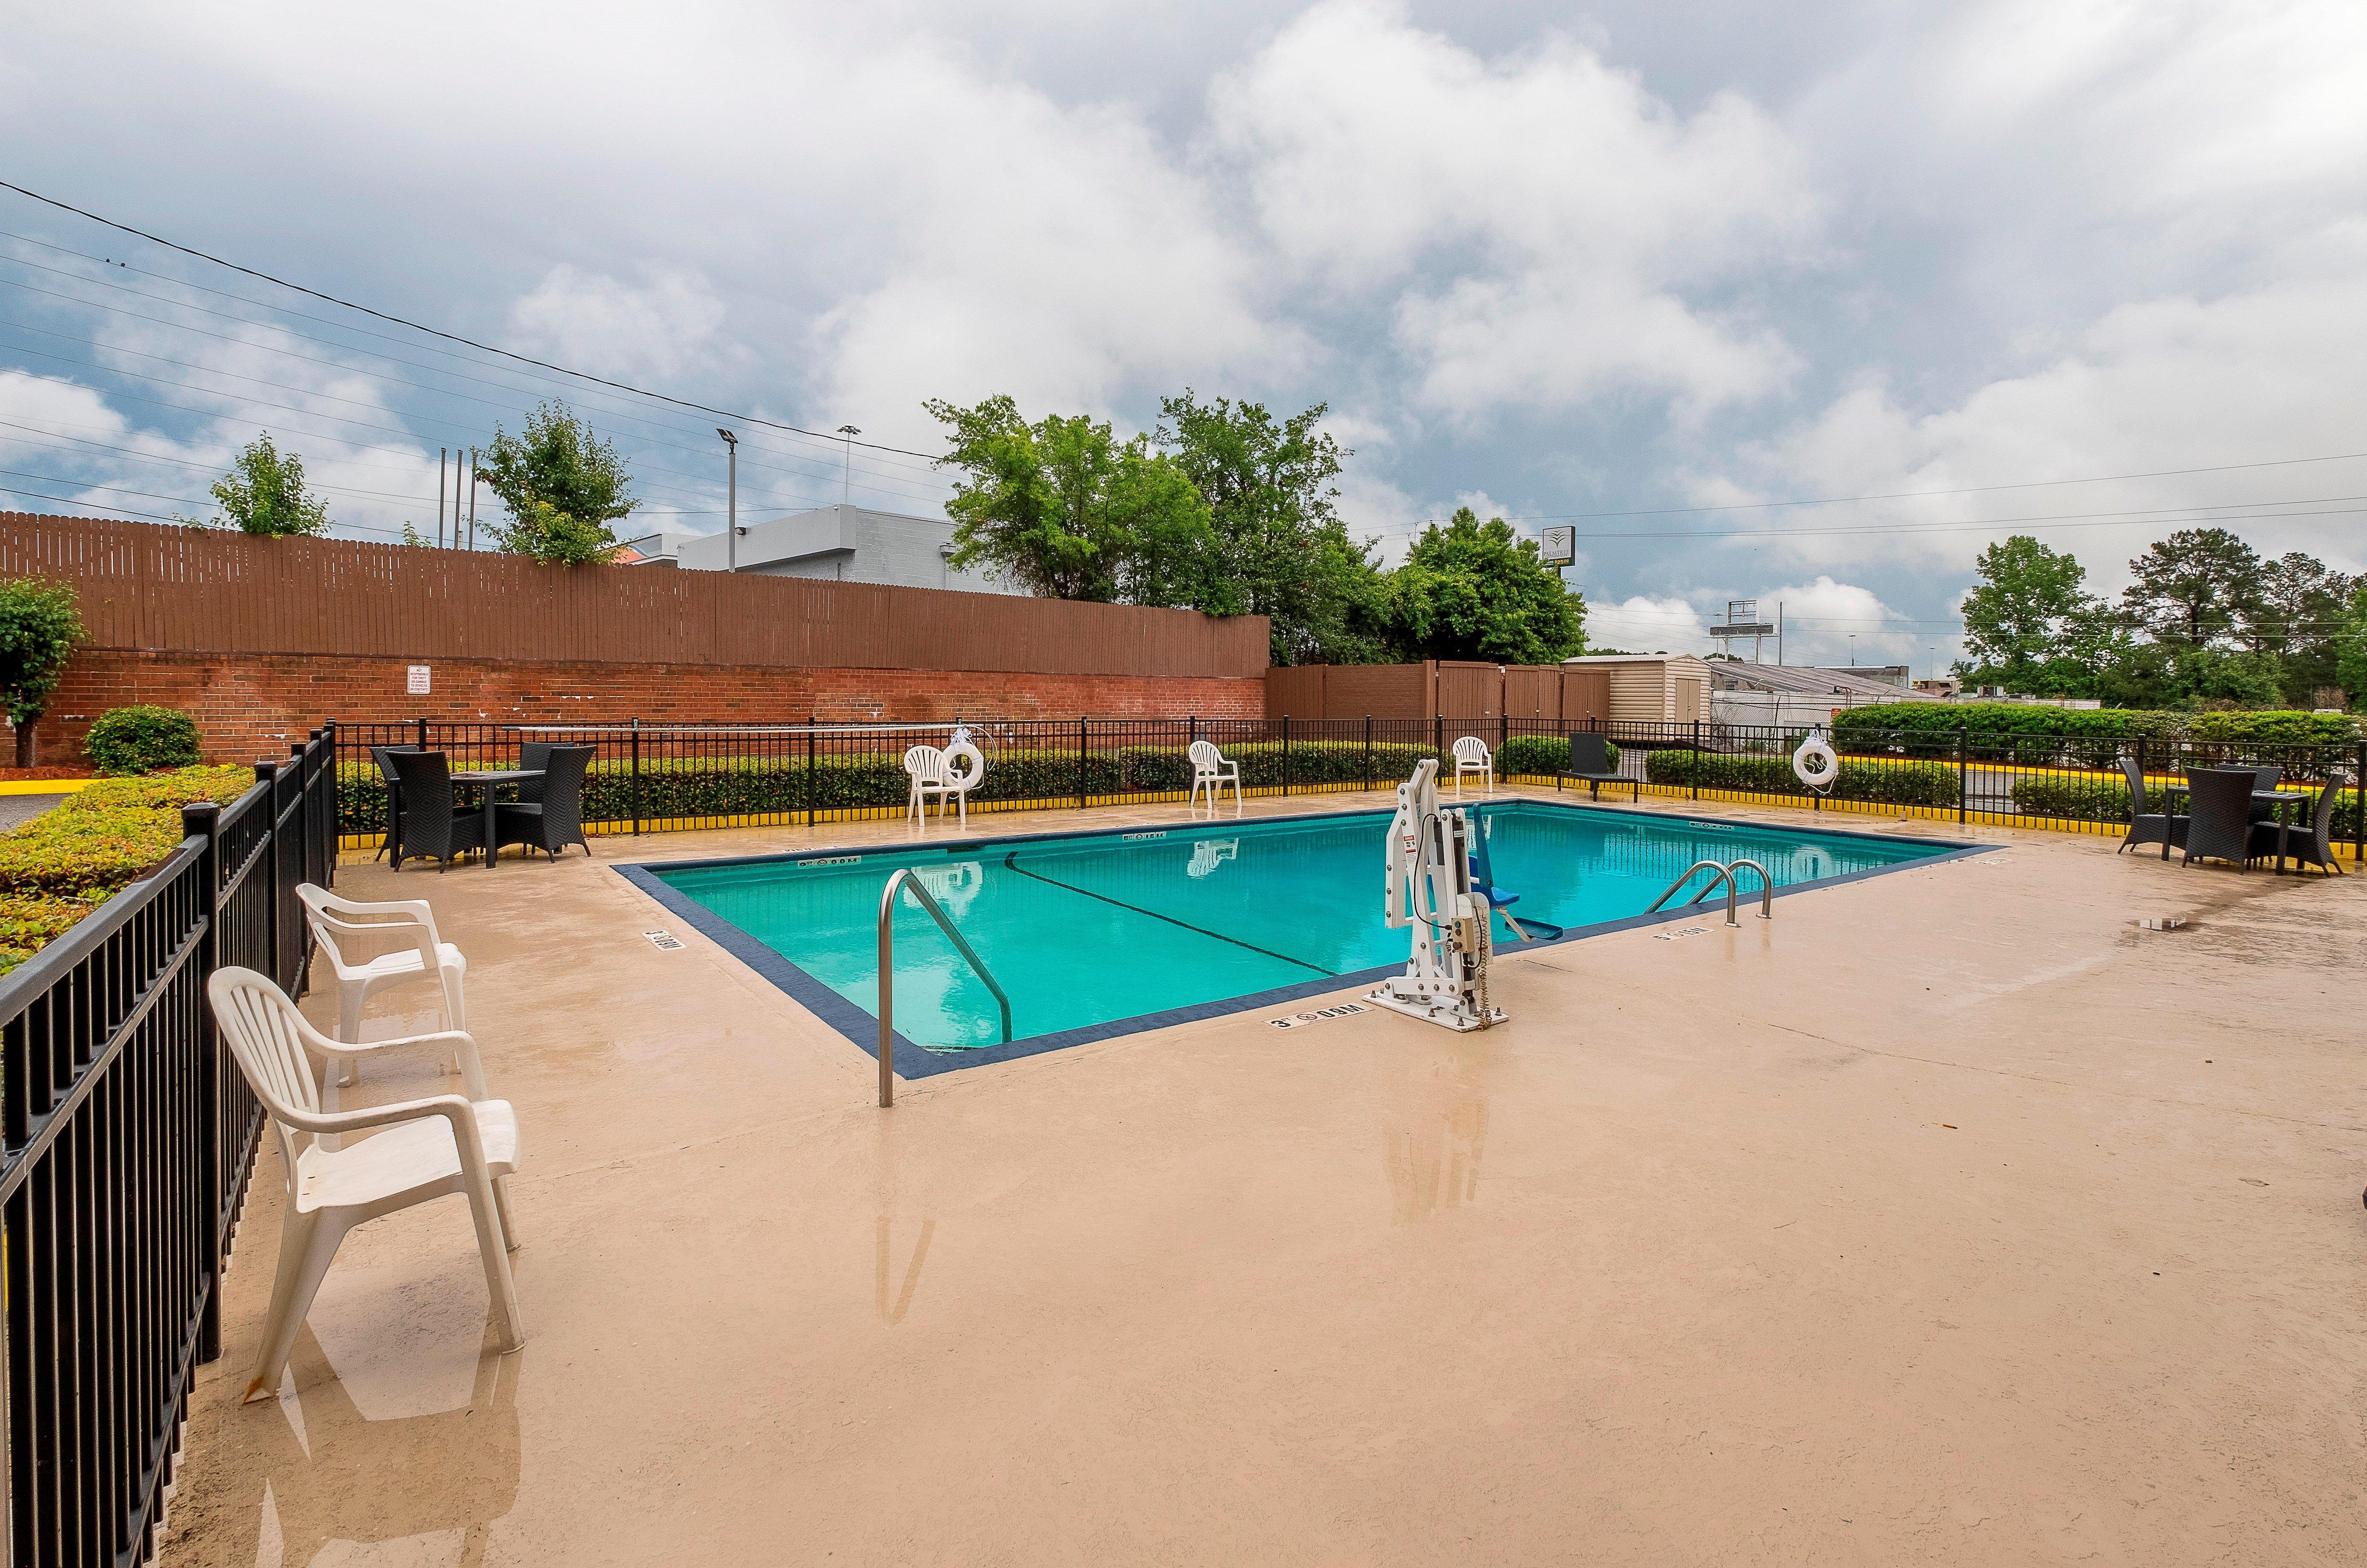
[163,787,2367,1565]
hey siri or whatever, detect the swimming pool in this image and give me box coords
[623,802,1972,1074]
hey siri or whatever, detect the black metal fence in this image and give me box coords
[0,729,335,1567]
[327,714,2365,863]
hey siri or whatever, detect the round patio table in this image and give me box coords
[451,769,545,868]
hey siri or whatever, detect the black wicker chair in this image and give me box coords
[368,745,421,863]
[2244,764,2283,821]
[387,751,489,872]
[2117,754,2187,857]
[1559,732,1637,801]
[515,742,553,804]
[2277,777,2346,876]
[2180,768,2281,871]
[495,745,594,860]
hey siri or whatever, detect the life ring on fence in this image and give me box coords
[942,741,987,792]
[1792,730,1839,792]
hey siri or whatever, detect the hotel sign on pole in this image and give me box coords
[1538,525,1576,566]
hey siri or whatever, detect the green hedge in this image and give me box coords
[1644,749,1960,808]
[0,765,259,968]
[336,741,1450,834]
[2010,775,2364,838]
[1833,703,2360,767]
[1495,735,1620,778]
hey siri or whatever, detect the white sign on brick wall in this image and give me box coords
[407,665,431,695]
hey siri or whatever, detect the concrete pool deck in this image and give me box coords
[166,787,2366,1565]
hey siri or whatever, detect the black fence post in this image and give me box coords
[1434,713,1444,768]
[2356,742,2365,865]
[416,716,428,751]
[182,799,224,1362]
[1078,715,1089,809]
[1691,719,1700,802]
[1957,726,1969,826]
[2133,735,2146,821]
[1364,714,1373,791]
[1282,714,1292,798]
[630,717,642,836]
[324,720,339,881]
[807,715,818,829]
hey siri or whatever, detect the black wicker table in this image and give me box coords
[452,769,545,868]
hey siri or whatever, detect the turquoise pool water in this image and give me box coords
[645,802,1960,1057]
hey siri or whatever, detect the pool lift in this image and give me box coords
[1368,759,1508,1033]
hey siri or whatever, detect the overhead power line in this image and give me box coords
[0,180,953,464]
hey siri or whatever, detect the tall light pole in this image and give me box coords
[717,428,738,570]
[1848,632,1857,666]
[837,424,861,505]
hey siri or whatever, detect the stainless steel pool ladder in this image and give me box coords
[1646,858,1773,927]
[876,867,1013,1108]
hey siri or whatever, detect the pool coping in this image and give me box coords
[610,798,1996,1080]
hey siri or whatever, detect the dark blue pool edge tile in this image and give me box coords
[609,811,1997,1082]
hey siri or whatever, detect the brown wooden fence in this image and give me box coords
[1266,661,1607,724]
[0,513,1269,677]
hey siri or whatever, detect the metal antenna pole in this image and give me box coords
[717,429,738,570]
[436,448,446,549]
[837,424,861,505]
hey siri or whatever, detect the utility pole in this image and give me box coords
[467,448,478,549]
[837,424,861,504]
[436,448,447,549]
[717,429,738,570]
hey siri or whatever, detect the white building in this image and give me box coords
[667,505,1021,595]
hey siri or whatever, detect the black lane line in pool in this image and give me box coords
[998,852,1336,978]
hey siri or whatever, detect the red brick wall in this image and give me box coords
[17,651,1267,765]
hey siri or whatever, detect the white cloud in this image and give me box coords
[1585,594,1707,653]
[507,266,743,384]
[1213,0,1818,421]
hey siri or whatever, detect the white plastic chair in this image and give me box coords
[904,742,983,826]
[298,885,466,1090]
[1452,736,1494,797]
[1188,740,1243,816]
[207,966,523,1405]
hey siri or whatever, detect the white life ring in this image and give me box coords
[1792,731,1839,791]
[941,740,987,792]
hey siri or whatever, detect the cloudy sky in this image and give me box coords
[3,0,2363,667]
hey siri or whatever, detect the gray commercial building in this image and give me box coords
[653,505,1021,595]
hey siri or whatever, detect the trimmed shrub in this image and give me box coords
[0,891,107,975]
[0,765,259,955]
[84,705,203,776]
[1832,702,2359,768]
[1644,749,1959,808]
[1496,735,1620,778]
[59,764,256,816]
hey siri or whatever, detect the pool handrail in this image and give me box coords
[1646,857,1774,927]
[876,867,1014,1107]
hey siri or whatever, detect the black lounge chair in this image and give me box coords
[368,744,421,863]
[387,751,489,872]
[2117,754,2187,858]
[1558,733,1637,802]
[2277,777,2346,876]
[496,745,594,860]
[2180,768,2281,871]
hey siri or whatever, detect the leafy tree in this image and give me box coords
[0,577,85,767]
[1957,536,2096,691]
[1156,391,1388,664]
[477,400,638,565]
[2120,528,2263,648]
[928,395,1221,606]
[1380,508,1586,664]
[209,432,329,537]
[2336,579,2367,710]
[492,498,624,567]
[2254,551,2353,704]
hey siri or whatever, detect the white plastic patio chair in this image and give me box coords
[1452,736,1494,796]
[904,742,982,826]
[207,966,523,1405]
[1187,740,1243,817]
[298,884,467,1092]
